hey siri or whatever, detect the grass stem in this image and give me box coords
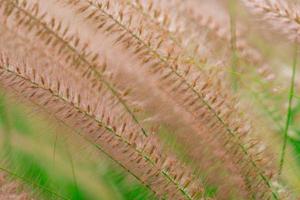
[279,44,298,175]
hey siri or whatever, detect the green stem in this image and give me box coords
[53,132,58,168]
[65,142,79,196]
[279,44,298,175]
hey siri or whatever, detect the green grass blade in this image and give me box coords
[279,44,298,175]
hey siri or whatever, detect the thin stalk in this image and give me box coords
[65,142,79,196]
[53,132,58,168]
[279,44,298,175]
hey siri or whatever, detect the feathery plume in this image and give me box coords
[243,0,300,43]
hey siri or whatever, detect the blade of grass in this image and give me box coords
[65,141,79,198]
[279,44,298,175]
[53,132,58,168]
